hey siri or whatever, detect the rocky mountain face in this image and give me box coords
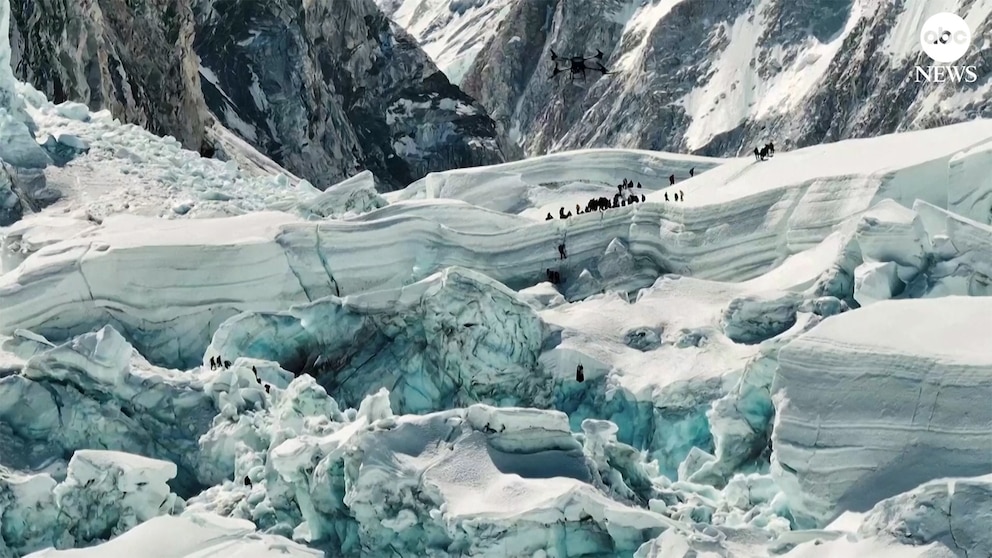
[446,0,992,158]
[7,0,504,190]
[375,0,515,85]
[193,0,504,190]
[9,0,208,152]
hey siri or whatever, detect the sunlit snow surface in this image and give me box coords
[2,77,992,557]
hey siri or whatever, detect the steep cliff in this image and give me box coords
[9,0,208,151]
[8,0,504,190]
[438,0,992,157]
[193,0,504,190]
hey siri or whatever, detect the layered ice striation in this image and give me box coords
[7,121,992,369]
[771,297,992,527]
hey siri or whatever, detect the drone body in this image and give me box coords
[550,49,611,80]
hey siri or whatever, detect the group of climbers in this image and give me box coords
[209,358,272,394]
[546,175,692,221]
[753,142,775,161]
[209,356,232,370]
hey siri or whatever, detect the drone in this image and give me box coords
[550,49,611,80]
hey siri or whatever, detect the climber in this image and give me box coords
[252,366,259,382]
[554,271,562,284]
[759,145,769,160]
[689,167,694,177]
[753,146,761,161]
[617,183,624,196]
[546,212,554,220]
[559,207,567,219]
[264,384,271,394]
[209,356,216,370]
[565,210,573,218]
[558,243,567,260]
[636,181,642,188]
[576,203,582,215]
[664,192,669,202]
[669,174,676,186]
[223,360,232,369]
[640,193,645,202]
[546,268,555,283]
[244,476,252,488]
[576,364,585,383]
[679,190,684,201]
[767,141,775,155]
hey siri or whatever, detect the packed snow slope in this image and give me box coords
[376,0,516,84]
[5,119,992,370]
[389,148,727,217]
[447,0,992,159]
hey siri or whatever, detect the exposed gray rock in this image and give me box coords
[9,0,209,151]
[458,0,992,158]
[192,0,505,190]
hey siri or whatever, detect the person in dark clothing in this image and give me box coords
[618,184,623,196]
[223,360,232,369]
[621,199,627,206]
[559,207,567,219]
[679,190,684,201]
[641,194,645,202]
[565,211,572,218]
[767,142,775,155]
[264,384,271,394]
[546,212,553,220]
[664,192,669,201]
[759,146,768,160]
[576,204,582,215]
[558,243,567,259]
[753,147,761,161]
[669,174,676,185]
[244,476,252,487]
[546,268,554,282]
[576,364,584,383]
[252,366,259,382]
[689,167,695,177]
[636,182,642,188]
[209,356,216,370]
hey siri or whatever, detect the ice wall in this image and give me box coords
[4,119,992,368]
[771,297,992,526]
[209,267,551,413]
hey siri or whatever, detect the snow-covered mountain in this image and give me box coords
[376,0,517,85]
[391,0,992,158]
[2,1,992,557]
[7,0,505,190]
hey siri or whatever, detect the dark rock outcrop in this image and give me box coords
[192,0,504,190]
[8,0,505,190]
[9,0,208,151]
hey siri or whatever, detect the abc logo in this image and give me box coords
[920,12,971,64]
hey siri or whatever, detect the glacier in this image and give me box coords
[1,18,992,558]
